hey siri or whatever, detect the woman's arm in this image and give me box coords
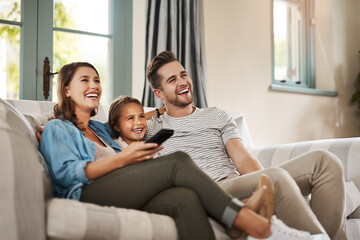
[84,142,163,180]
[40,120,93,187]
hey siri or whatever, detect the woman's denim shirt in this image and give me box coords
[40,119,121,200]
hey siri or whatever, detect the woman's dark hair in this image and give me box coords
[53,62,99,129]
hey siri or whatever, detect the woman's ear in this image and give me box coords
[64,87,70,97]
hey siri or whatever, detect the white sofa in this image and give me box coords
[1,98,359,240]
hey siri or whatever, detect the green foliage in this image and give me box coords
[53,2,78,72]
[0,1,78,99]
[54,2,75,29]
[351,72,360,108]
[0,2,21,99]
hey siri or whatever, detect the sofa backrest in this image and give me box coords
[6,99,254,149]
[0,98,46,240]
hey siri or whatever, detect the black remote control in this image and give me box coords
[146,129,174,145]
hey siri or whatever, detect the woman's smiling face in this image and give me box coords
[64,66,102,114]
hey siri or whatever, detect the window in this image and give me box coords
[271,0,335,96]
[0,0,21,99]
[0,0,132,104]
[52,0,111,103]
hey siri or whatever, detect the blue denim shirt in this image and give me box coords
[40,119,121,200]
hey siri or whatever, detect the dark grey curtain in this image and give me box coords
[142,0,208,108]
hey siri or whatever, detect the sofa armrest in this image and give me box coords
[249,137,360,183]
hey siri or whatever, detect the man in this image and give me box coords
[145,51,346,240]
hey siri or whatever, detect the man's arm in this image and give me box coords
[144,106,166,120]
[225,138,263,174]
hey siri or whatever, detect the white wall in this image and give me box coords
[133,0,360,146]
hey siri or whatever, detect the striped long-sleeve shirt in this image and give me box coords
[145,107,242,182]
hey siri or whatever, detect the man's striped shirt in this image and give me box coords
[145,107,242,181]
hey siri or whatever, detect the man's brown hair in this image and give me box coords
[146,51,178,89]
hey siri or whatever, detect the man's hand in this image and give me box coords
[36,126,44,142]
[36,116,55,143]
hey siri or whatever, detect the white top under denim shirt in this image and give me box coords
[40,119,121,200]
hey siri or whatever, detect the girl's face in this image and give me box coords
[64,66,102,115]
[115,103,147,144]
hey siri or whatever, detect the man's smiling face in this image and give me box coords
[155,61,193,108]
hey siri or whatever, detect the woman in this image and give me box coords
[40,62,312,240]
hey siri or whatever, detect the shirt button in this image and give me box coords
[110,142,112,145]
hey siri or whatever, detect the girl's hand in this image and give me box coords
[119,141,163,166]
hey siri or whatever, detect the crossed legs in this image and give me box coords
[80,151,235,240]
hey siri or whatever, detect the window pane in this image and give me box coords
[53,31,109,104]
[273,1,302,83]
[0,0,21,22]
[54,0,109,35]
[0,23,20,99]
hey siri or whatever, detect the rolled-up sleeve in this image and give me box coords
[219,110,242,145]
[75,160,91,183]
[40,120,94,198]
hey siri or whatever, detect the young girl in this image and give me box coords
[108,96,149,149]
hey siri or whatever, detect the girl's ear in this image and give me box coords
[112,121,120,132]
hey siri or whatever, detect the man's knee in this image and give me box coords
[311,149,344,175]
[262,167,293,183]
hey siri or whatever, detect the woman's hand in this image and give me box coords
[84,142,163,180]
[119,141,164,166]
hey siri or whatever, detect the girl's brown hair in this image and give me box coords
[54,62,99,128]
[108,96,143,138]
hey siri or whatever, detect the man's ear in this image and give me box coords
[153,89,163,100]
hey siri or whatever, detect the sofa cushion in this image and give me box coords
[1,99,54,200]
[346,219,360,240]
[345,181,360,217]
[46,198,178,240]
[0,99,46,239]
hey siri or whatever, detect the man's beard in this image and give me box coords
[166,90,193,107]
